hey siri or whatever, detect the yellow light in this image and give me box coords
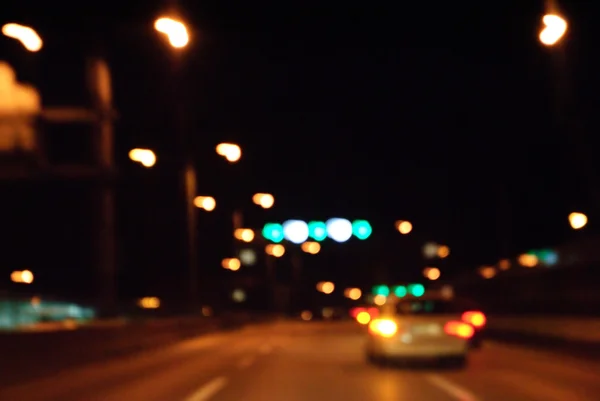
[539,14,567,46]
[138,297,160,309]
[128,148,156,167]
[215,143,241,163]
[252,193,274,209]
[234,228,254,243]
[568,212,587,230]
[424,267,440,280]
[479,266,496,279]
[517,254,538,268]
[356,311,371,325]
[2,23,43,52]
[395,220,412,234]
[321,281,334,294]
[194,196,216,211]
[301,241,320,255]
[154,17,189,48]
[221,258,241,271]
[369,319,397,338]
[498,259,511,270]
[345,288,361,300]
[437,245,450,258]
[373,294,386,306]
[266,244,285,257]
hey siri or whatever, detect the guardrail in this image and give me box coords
[485,316,600,359]
[0,312,273,387]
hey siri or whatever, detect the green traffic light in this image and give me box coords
[408,283,425,297]
[352,220,372,240]
[262,223,284,243]
[372,285,389,296]
[308,221,327,241]
[394,285,407,297]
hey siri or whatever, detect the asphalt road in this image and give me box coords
[1,320,599,401]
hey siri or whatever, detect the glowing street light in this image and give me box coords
[423,267,441,281]
[395,220,412,234]
[301,241,321,255]
[437,245,450,258]
[539,14,567,46]
[479,266,496,279]
[344,288,362,300]
[154,17,189,48]
[221,258,241,271]
[10,270,34,284]
[193,196,216,211]
[252,193,274,209]
[316,281,334,294]
[128,148,156,167]
[215,143,241,163]
[234,228,255,243]
[138,297,160,309]
[2,23,43,52]
[265,244,285,258]
[568,212,587,230]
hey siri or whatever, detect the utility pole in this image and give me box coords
[1,59,117,314]
[86,58,117,315]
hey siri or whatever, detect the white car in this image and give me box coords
[365,296,477,367]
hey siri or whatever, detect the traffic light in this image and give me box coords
[352,220,372,240]
[262,223,284,243]
[393,285,407,297]
[308,221,327,241]
[408,283,425,297]
[372,285,389,296]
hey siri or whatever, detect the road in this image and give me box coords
[1,320,599,401]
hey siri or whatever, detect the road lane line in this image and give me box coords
[184,376,228,401]
[425,374,479,401]
[237,355,255,369]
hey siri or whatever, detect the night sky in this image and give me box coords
[1,1,599,308]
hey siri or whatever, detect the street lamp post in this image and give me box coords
[153,16,199,307]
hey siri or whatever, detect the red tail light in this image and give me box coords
[461,311,486,328]
[444,321,474,339]
[367,307,379,318]
[350,307,365,318]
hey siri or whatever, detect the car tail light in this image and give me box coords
[367,307,379,318]
[461,311,486,328]
[350,307,365,319]
[444,321,474,339]
[368,318,398,338]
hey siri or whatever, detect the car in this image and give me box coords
[365,294,486,367]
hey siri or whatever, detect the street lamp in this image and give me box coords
[193,196,216,211]
[2,23,43,52]
[215,143,241,163]
[265,244,285,258]
[568,212,587,230]
[395,220,412,234]
[252,193,274,209]
[10,270,34,284]
[128,148,156,167]
[539,14,567,46]
[154,17,189,48]
[301,241,320,255]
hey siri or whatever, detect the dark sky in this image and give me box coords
[1,1,599,308]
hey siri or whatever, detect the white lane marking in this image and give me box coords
[237,355,255,368]
[184,376,228,401]
[259,344,272,354]
[426,374,479,401]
